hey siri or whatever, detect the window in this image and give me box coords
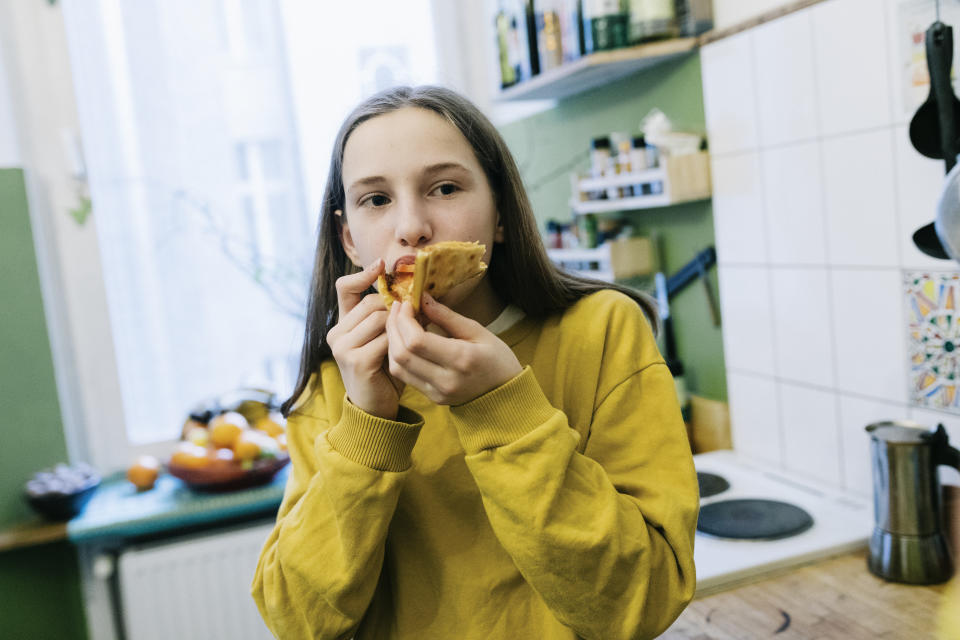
[61,0,438,466]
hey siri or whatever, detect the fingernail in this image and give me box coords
[422,293,434,304]
[368,258,381,271]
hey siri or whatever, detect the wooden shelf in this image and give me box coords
[497,37,698,102]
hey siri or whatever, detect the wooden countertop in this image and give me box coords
[665,550,949,639]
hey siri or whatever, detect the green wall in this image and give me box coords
[497,52,727,401]
[0,168,88,638]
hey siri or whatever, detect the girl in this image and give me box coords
[252,85,697,639]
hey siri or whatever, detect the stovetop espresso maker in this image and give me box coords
[866,421,960,584]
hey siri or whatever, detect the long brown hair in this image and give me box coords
[282,85,658,415]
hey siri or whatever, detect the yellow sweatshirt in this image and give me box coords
[252,289,698,639]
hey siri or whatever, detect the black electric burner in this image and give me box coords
[697,472,730,499]
[696,498,814,540]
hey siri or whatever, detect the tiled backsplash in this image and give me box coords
[701,0,960,495]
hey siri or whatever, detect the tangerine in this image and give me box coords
[127,455,160,491]
[253,413,285,438]
[233,431,262,462]
[170,442,210,469]
[209,411,248,448]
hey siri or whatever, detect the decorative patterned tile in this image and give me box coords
[905,270,960,412]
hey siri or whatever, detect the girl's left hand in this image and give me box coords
[385,294,523,406]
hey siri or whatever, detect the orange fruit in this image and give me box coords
[170,442,210,469]
[180,417,207,440]
[233,431,262,462]
[207,447,237,470]
[209,411,248,448]
[127,455,160,491]
[253,413,285,438]
[185,425,210,447]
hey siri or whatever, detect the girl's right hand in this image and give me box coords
[327,259,402,420]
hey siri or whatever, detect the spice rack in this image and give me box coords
[547,235,654,282]
[570,151,711,214]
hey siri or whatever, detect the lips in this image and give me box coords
[392,255,416,272]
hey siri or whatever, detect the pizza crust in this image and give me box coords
[377,241,486,311]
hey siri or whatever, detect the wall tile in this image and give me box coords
[779,382,842,485]
[711,152,767,264]
[812,0,894,136]
[771,267,835,387]
[830,268,909,402]
[718,265,776,375]
[839,394,908,496]
[884,0,930,125]
[753,9,819,146]
[893,124,956,269]
[727,371,782,465]
[822,130,900,267]
[701,32,759,155]
[762,141,827,265]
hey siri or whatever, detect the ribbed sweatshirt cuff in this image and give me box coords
[450,366,557,455]
[325,396,423,472]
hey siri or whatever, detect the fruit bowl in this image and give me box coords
[167,454,290,492]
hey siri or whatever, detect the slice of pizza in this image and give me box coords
[376,241,487,312]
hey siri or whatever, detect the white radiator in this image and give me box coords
[117,520,276,640]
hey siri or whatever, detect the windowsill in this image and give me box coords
[67,467,288,544]
[0,520,69,553]
[3,467,288,551]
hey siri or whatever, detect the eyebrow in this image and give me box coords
[345,162,472,196]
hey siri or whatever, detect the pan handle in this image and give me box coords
[927,21,959,172]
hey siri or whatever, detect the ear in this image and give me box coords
[336,209,363,267]
[494,213,505,243]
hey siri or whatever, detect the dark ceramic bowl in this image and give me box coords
[25,477,100,521]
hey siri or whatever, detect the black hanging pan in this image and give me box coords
[912,19,960,260]
[910,23,960,160]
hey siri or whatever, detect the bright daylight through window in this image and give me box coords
[61,0,438,453]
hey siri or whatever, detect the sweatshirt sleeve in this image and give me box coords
[450,364,698,640]
[251,388,423,640]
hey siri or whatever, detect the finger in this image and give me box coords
[387,301,451,382]
[420,293,485,341]
[334,307,387,352]
[392,300,452,363]
[331,293,387,340]
[352,332,389,373]
[336,258,384,320]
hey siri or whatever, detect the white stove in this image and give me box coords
[693,450,874,596]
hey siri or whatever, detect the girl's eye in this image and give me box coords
[432,183,459,197]
[361,194,390,207]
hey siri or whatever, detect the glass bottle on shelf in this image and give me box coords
[535,1,564,72]
[628,0,678,45]
[617,137,633,196]
[585,0,629,51]
[495,9,518,88]
[589,136,611,200]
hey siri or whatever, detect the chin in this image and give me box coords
[438,275,485,311]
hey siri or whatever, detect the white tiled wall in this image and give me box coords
[702,0,960,495]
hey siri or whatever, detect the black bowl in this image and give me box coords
[25,478,100,521]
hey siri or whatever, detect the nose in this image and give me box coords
[394,196,431,248]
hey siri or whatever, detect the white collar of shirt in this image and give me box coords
[485,304,525,335]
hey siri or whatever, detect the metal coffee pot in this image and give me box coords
[865,421,960,584]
